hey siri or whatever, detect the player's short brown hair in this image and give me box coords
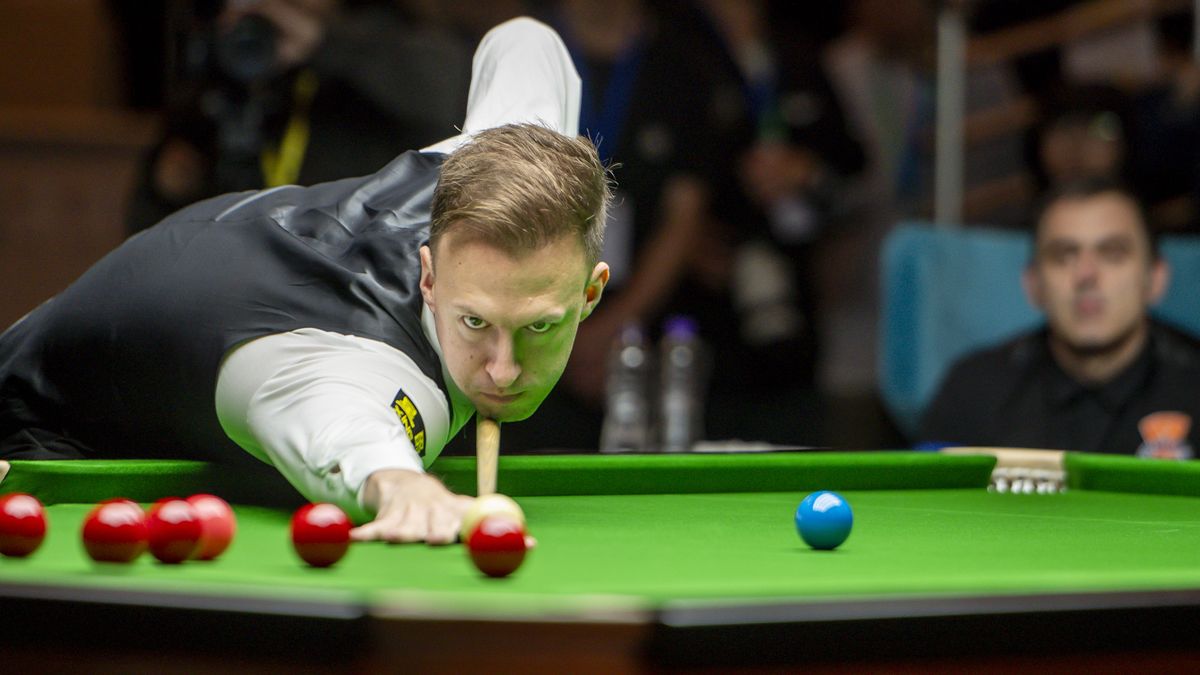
[430,123,611,268]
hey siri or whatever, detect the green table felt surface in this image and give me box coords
[3,451,1200,618]
[3,489,1200,618]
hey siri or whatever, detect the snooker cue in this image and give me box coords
[0,459,8,484]
[476,417,500,496]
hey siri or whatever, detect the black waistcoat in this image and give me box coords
[0,150,447,461]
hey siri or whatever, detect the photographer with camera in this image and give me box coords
[127,0,473,233]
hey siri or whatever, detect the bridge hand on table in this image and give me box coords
[350,468,474,545]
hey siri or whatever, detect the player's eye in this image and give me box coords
[1098,240,1132,263]
[462,316,489,330]
[527,321,554,334]
[1040,244,1075,266]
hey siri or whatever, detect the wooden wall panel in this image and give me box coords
[0,109,156,326]
[0,0,122,107]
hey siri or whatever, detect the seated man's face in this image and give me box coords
[1026,192,1166,355]
[420,231,607,422]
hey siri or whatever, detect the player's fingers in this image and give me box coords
[349,521,383,542]
[380,507,431,544]
[424,506,459,546]
[451,494,475,515]
[350,508,412,541]
[353,500,414,543]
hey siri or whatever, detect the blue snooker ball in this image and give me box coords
[794,491,853,550]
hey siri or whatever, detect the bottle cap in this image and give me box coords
[663,315,699,339]
[619,322,645,344]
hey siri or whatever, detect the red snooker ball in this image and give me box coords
[82,499,148,563]
[187,494,236,561]
[466,516,528,578]
[146,498,203,564]
[0,493,47,558]
[290,503,351,568]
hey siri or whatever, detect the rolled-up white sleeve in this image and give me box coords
[215,328,452,522]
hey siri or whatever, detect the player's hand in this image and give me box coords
[350,469,474,545]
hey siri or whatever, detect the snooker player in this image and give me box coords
[919,179,1200,458]
[0,18,610,543]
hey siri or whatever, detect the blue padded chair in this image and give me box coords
[878,222,1200,437]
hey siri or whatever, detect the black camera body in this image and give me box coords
[169,1,286,191]
[178,1,279,86]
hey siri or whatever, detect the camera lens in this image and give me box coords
[215,14,277,83]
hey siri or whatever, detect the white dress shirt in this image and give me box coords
[216,308,474,520]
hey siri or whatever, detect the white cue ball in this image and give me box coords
[460,493,525,542]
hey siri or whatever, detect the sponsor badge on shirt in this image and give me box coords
[1135,411,1193,460]
[391,389,426,456]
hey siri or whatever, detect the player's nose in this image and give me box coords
[1074,251,1101,286]
[486,336,521,389]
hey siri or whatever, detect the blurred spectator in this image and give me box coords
[919,179,1200,458]
[1019,14,1198,233]
[691,0,865,442]
[972,2,1198,233]
[821,0,1026,399]
[1031,85,1133,193]
[1130,11,1200,232]
[126,0,474,233]
[819,0,937,398]
[824,0,935,216]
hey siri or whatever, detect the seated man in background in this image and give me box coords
[0,19,609,543]
[919,179,1200,458]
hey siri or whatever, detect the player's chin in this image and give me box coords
[473,398,537,423]
[1063,329,1124,355]
[496,403,539,423]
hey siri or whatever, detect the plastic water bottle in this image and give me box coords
[658,316,706,453]
[600,323,653,453]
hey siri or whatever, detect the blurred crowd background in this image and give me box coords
[0,0,1196,451]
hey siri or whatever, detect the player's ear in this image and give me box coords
[1147,258,1170,305]
[581,263,610,321]
[419,245,436,310]
[1022,264,1044,310]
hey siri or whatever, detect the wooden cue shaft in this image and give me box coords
[476,417,500,496]
[0,459,9,485]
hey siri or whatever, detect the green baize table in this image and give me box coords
[2,451,1200,673]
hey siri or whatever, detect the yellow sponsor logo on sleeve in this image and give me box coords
[391,391,426,455]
